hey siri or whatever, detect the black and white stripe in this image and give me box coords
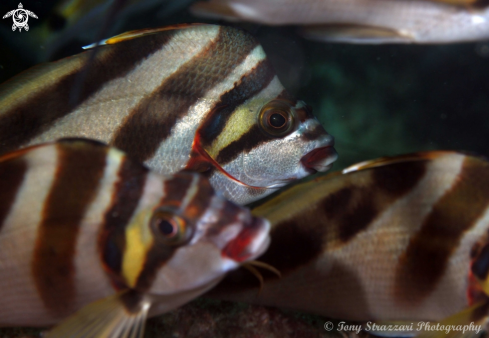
[0,139,271,328]
[210,151,489,323]
[0,24,335,205]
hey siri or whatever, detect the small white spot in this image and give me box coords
[230,3,260,19]
[471,15,486,25]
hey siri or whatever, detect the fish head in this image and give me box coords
[195,88,337,205]
[171,27,336,205]
[119,171,270,304]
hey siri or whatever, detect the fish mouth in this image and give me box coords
[301,146,338,174]
[221,216,271,263]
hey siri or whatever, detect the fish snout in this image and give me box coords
[221,214,271,263]
[301,145,338,173]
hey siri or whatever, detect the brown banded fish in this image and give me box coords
[0,138,270,337]
[209,151,489,331]
[0,23,336,205]
[190,0,489,44]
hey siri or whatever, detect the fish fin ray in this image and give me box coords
[0,139,107,163]
[242,264,265,292]
[245,260,281,278]
[341,151,462,174]
[82,23,206,49]
[45,290,150,338]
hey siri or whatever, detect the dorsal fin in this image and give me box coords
[0,138,109,163]
[0,146,40,163]
[342,151,462,174]
[82,23,207,49]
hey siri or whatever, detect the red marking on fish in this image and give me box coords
[185,135,268,190]
[221,227,255,262]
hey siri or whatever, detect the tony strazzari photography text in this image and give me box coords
[336,321,482,335]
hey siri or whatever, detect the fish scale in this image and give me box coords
[0,139,271,338]
[210,151,489,331]
[0,23,337,205]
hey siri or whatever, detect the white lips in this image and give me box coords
[312,152,338,172]
[247,218,271,260]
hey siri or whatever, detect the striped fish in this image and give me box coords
[209,151,489,331]
[0,23,337,205]
[0,138,270,338]
[190,0,489,44]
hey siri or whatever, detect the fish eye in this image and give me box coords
[268,111,287,129]
[259,100,294,136]
[156,219,177,236]
[150,209,189,245]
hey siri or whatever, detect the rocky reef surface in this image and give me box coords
[0,299,353,338]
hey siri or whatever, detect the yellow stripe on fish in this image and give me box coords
[0,24,337,205]
[0,138,270,338]
[209,151,489,330]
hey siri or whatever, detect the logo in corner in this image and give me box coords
[3,3,38,32]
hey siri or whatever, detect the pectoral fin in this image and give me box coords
[415,301,488,338]
[184,144,213,173]
[46,290,151,338]
[301,24,415,44]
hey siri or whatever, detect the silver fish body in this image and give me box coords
[210,151,489,325]
[0,24,337,205]
[191,0,489,44]
[0,139,270,335]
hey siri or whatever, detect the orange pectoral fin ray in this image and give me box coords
[185,135,269,190]
[0,145,39,163]
[83,23,206,49]
[184,138,213,174]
